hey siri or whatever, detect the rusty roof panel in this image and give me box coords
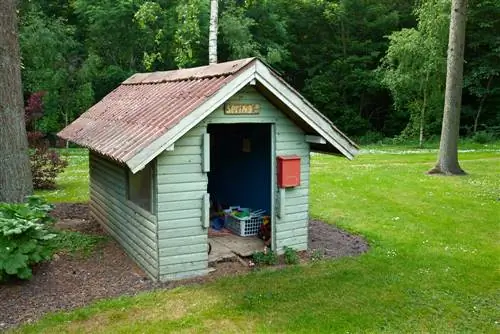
[58,59,255,164]
[123,58,255,85]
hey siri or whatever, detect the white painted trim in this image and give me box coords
[305,135,327,145]
[270,123,277,252]
[126,59,357,173]
[127,63,257,173]
[254,61,358,159]
[202,193,210,229]
[165,144,175,151]
[278,188,286,220]
[202,133,210,173]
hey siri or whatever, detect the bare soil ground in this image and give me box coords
[0,203,368,330]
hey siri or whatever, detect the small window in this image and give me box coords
[128,164,153,212]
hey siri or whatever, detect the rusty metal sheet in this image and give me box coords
[58,58,256,164]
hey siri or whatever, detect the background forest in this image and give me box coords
[19,0,499,144]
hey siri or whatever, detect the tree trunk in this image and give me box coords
[0,0,33,202]
[419,72,430,149]
[428,0,467,175]
[208,0,218,65]
[473,75,493,133]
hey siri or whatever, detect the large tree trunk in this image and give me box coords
[428,0,467,175]
[0,0,33,202]
[208,0,218,64]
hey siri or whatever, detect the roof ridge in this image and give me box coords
[123,58,256,85]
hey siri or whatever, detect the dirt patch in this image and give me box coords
[0,203,368,330]
[308,220,369,258]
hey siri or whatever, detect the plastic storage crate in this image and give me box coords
[225,211,264,237]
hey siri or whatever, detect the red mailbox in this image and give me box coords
[277,155,301,188]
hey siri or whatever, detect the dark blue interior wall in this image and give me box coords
[208,123,271,213]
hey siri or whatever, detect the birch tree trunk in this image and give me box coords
[0,0,33,202]
[428,0,467,175]
[208,0,218,64]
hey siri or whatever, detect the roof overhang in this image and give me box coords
[126,59,358,173]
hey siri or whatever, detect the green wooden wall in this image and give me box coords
[89,152,159,280]
[157,86,310,281]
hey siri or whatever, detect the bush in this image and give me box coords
[472,130,496,144]
[252,249,278,266]
[283,246,299,265]
[30,146,68,189]
[0,196,56,281]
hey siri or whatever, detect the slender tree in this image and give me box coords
[0,0,33,202]
[209,0,218,64]
[429,0,468,175]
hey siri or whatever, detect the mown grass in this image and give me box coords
[17,147,500,333]
[34,148,89,203]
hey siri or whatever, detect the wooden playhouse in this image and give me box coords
[58,58,358,281]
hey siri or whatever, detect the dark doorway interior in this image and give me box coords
[207,123,271,214]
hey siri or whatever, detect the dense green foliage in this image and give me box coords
[0,197,56,280]
[18,0,499,143]
[14,149,499,332]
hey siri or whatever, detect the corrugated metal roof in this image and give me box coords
[58,58,256,164]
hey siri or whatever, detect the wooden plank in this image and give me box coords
[159,260,207,272]
[157,181,207,194]
[277,240,308,251]
[157,199,202,213]
[202,133,210,172]
[158,226,205,239]
[161,145,201,156]
[160,252,207,266]
[158,235,206,248]
[156,154,202,166]
[175,135,203,147]
[156,164,202,175]
[90,175,158,225]
[159,269,207,282]
[276,141,308,151]
[285,187,308,199]
[284,195,308,207]
[160,209,202,221]
[202,193,210,228]
[157,173,206,185]
[286,204,308,215]
[91,184,158,246]
[159,263,207,279]
[276,220,307,233]
[159,243,207,257]
[285,211,308,222]
[158,191,203,203]
[276,228,308,240]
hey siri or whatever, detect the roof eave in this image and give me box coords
[125,58,358,173]
[126,61,259,173]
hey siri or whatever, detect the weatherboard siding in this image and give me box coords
[156,126,209,281]
[156,86,310,280]
[89,152,159,280]
[207,86,309,252]
[204,86,309,252]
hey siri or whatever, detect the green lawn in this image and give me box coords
[35,149,89,202]
[21,147,500,333]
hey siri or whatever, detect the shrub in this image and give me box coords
[30,146,68,189]
[0,196,56,281]
[283,246,299,265]
[252,249,278,266]
[472,130,496,144]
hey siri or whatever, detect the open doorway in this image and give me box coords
[207,123,272,262]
